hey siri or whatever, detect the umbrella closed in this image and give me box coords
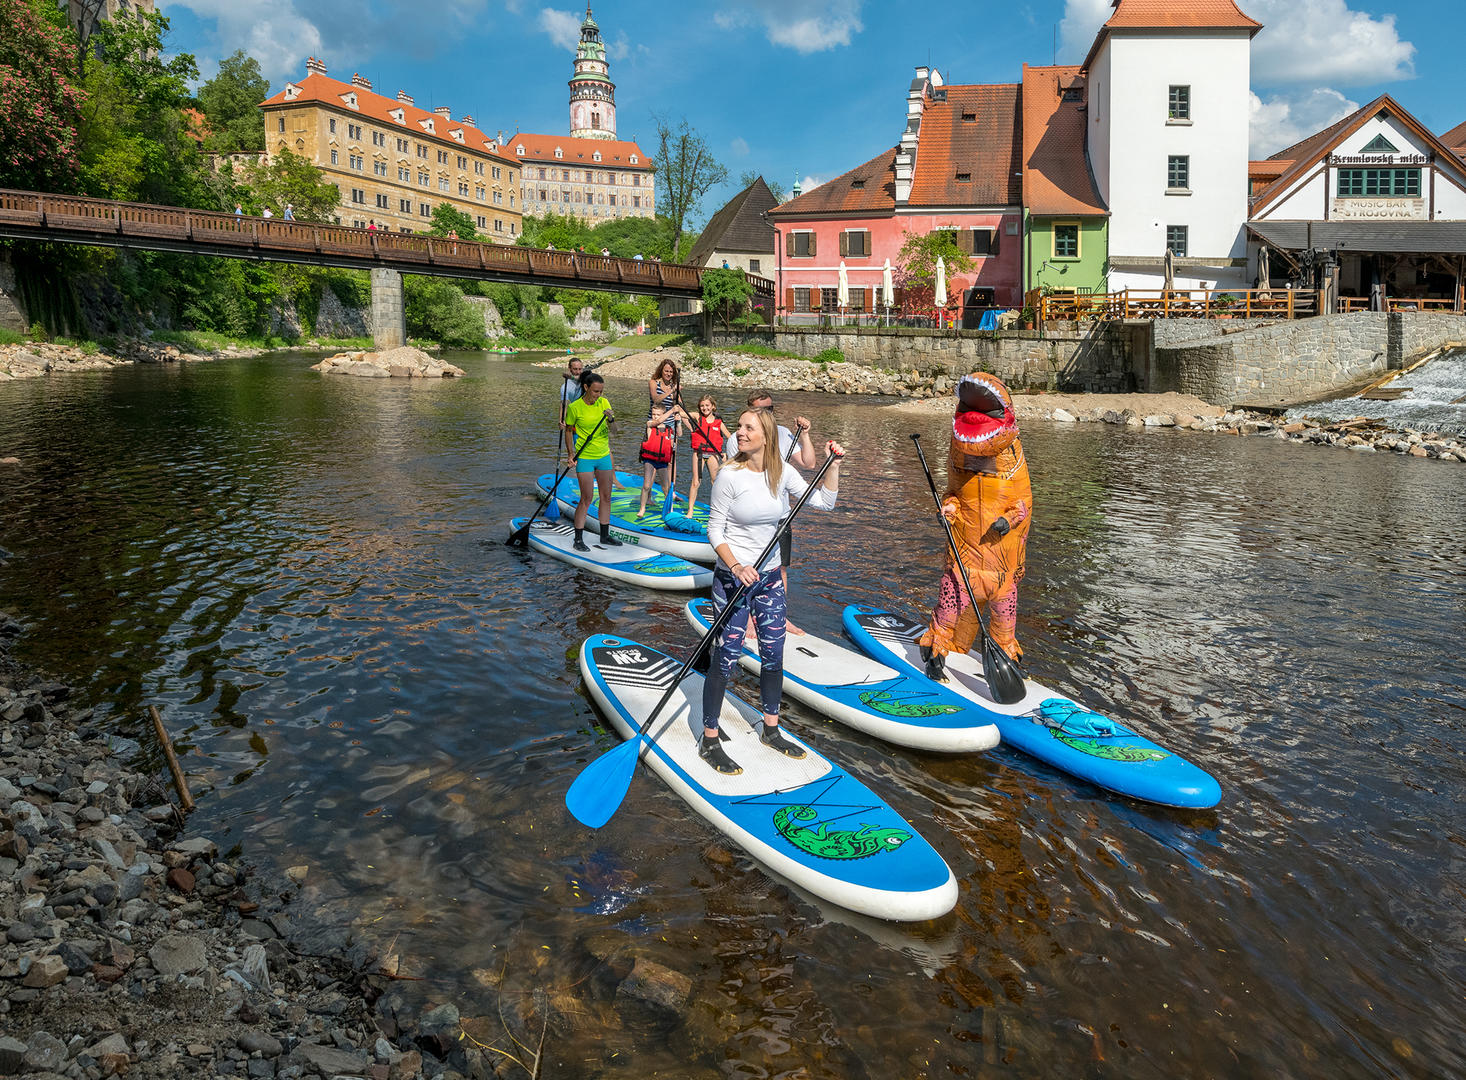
[1256,245,1271,293]
[1163,246,1175,293]
[837,261,849,319]
[935,256,947,311]
[882,259,895,324]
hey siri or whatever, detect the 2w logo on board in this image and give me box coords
[608,648,649,666]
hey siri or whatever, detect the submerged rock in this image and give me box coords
[313,346,464,378]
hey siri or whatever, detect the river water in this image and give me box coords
[0,352,1462,1078]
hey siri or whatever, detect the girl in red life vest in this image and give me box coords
[636,402,692,518]
[687,394,733,507]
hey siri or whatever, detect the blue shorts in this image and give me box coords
[575,454,614,474]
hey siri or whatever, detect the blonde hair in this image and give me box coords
[697,394,717,412]
[731,408,782,497]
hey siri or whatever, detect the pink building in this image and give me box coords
[768,69,1023,321]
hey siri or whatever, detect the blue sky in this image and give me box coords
[158,0,1466,228]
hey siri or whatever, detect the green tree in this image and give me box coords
[588,214,674,260]
[237,149,339,222]
[0,0,86,192]
[197,50,269,155]
[894,229,974,312]
[428,202,477,240]
[404,277,485,347]
[701,267,754,330]
[653,117,726,262]
[738,170,785,204]
[517,211,593,251]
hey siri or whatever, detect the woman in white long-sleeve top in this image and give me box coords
[700,408,845,775]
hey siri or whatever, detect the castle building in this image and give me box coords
[514,6,655,222]
[259,59,522,241]
[68,0,155,42]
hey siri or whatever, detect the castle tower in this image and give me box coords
[568,6,616,140]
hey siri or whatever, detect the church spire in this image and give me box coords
[569,2,615,139]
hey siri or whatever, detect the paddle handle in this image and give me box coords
[631,448,844,743]
[910,434,1005,653]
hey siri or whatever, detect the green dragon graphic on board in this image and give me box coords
[1049,732,1170,762]
[633,560,683,575]
[774,805,910,860]
[858,686,963,719]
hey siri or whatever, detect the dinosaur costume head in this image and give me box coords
[951,372,1018,459]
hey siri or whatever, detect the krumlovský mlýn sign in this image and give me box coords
[1328,153,1429,166]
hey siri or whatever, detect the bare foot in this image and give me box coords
[784,619,806,636]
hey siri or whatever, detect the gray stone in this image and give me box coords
[169,836,218,859]
[89,835,126,869]
[148,933,208,976]
[238,1031,284,1058]
[1051,408,1076,422]
[615,957,693,1022]
[23,1031,67,1071]
[246,1058,277,1079]
[119,867,148,901]
[0,1036,26,1074]
[288,1041,369,1077]
[85,1033,129,1057]
[22,954,69,987]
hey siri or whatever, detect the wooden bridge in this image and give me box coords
[0,188,773,346]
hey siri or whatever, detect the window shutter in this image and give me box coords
[990,228,1000,256]
[786,232,795,258]
[808,232,817,257]
[864,230,872,257]
[785,288,794,312]
[839,231,848,257]
[957,229,974,255]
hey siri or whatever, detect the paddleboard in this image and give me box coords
[536,471,714,563]
[842,606,1222,809]
[578,635,958,922]
[682,598,1000,753]
[510,517,713,591]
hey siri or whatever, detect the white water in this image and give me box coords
[1288,349,1466,435]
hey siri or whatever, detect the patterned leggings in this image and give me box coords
[701,566,786,731]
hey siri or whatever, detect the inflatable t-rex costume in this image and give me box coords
[920,372,1032,681]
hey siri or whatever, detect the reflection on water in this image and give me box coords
[1,352,1463,1077]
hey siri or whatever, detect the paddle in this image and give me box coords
[566,444,845,829]
[910,433,1027,705]
[505,414,607,548]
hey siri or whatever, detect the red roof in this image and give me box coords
[1102,0,1260,30]
[1441,119,1466,153]
[907,84,1021,208]
[504,131,653,171]
[260,70,517,162]
[1021,65,1105,216]
[768,145,898,217]
[1248,160,1292,177]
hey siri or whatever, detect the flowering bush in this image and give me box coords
[0,0,85,192]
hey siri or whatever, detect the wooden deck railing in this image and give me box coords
[0,187,760,299]
[1040,288,1319,322]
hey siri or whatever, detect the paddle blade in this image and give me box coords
[981,638,1027,705]
[544,495,560,521]
[505,522,530,548]
[565,735,645,828]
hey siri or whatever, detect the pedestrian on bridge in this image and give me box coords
[283,204,294,221]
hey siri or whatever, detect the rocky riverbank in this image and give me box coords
[0,341,270,381]
[585,345,958,398]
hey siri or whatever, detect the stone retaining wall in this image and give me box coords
[1151,312,1466,407]
[702,324,1150,393]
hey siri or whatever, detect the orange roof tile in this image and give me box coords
[768,145,898,217]
[907,83,1022,208]
[504,131,653,171]
[1248,159,1291,178]
[261,70,519,163]
[1021,65,1106,217]
[1441,119,1466,152]
[1102,0,1260,31]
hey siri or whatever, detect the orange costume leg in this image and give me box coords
[987,582,1022,661]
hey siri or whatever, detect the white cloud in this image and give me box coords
[730,137,750,157]
[715,0,864,54]
[797,174,825,193]
[164,0,324,82]
[1248,0,1413,86]
[1249,88,1359,156]
[1058,0,1413,87]
[538,8,582,50]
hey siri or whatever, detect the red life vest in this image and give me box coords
[639,426,673,464]
[691,415,724,454]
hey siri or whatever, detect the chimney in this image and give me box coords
[461,114,474,126]
[397,90,414,106]
[351,73,372,90]
[305,56,327,76]
[434,106,452,119]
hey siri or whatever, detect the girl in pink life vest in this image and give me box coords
[686,394,733,507]
[636,402,691,518]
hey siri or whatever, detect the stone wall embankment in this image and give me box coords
[704,324,1149,393]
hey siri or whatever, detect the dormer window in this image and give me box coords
[961,112,975,122]
[630,155,638,164]
[516,145,525,156]
[593,151,602,162]
[451,129,464,143]
[851,179,866,189]
[283,83,300,101]
[390,108,404,124]
[554,147,563,159]
[955,172,971,183]
[340,92,358,109]
[420,118,435,133]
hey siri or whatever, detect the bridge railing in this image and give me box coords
[0,188,706,295]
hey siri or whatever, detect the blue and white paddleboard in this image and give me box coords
[683,599,1000,753]
[510,517,713,591]
[536,471,714,563]
[842,606,1222,809]
[578,635,958,922]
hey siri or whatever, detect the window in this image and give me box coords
[750,259,761,274]
[971,228,997,257]
[420,203,431,217]
[350,188,365,204]
[790,231,814,257]
[632,195,640,208]
[277,117,284,132]
[848,287,866,312]
[458,182,469,196]
[373,132,386,147]
[538,168,546,180]
[1165,225,1188,257]
[1337,168,1420,197]
[493,191,503,205]
[633,175,641,187]
[330,149,339,165]
[1167,155,1190,191]
[960,112,975,123]
[1054,223,1080,259]
[842,230,869,257]
[418,172,429,187]
[494,219,504,233]
[348,124,361,140]
[562,169,571,181]
[607,172,616,185]
[492,166,501,179]
[397,138,409,153]
[1359,134,1399,154]
[457,155,467,169]
[1168,85,1190,121]
[417,145,428,159]
[477,187,485,201]
[475,162,485,175]
[375,193,389,208]
[439,178,449,192]
[539,189,547,201]
[329,118,337,134]
[437,150,447,164]
[477,215,487,229]
[399,198,412,212]
[793,288,812,312]
[398,167,410,181]
[350,154,363,171]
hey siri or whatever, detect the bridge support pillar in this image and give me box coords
[370,268,406,349]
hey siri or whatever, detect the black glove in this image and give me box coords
[987,516,1011,539]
